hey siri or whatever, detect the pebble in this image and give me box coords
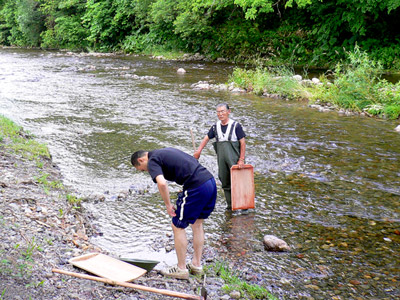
[229,290,241,299]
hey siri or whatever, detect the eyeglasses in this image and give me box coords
[216,110,227,114]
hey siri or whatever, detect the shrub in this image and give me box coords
[310,47,400,119]
[229,66,306,99]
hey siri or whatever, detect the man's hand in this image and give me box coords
[156,175,176,216]
[193,150,201,159]
[193,135,209,160]
[237,158,245,169]
[166,203,176,217]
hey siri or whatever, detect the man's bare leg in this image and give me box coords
[190,219,204,267]
[172,222,188,270]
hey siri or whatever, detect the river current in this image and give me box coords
[1,48,399,299]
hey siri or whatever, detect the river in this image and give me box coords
[1,48,399,299]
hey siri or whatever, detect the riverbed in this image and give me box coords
[1,48,399,299]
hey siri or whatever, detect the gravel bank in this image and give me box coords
[0,134,230,300]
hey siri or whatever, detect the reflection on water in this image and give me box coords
[0,48,399,299]
[219,212,258,258]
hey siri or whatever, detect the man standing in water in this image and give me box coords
[131,148,217,279]
[194,103,246,209]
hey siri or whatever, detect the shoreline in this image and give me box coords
[0,132,204,299]
[0,124,275,299]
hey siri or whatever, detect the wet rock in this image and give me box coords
[263,235,290,251]
[305,284,320,290]
[177,68,186,74]
[117,191,128,200]
[215,57,227,63]
[280,278,291,284]
[230,87,246,93]
[192,81,211,90]
[395,125,400,132]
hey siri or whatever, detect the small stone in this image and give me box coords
[305,284,320,290]
[9,203,20,211]
[311,77,320,84]
[293,75,302,81]
[349,279,361,285]
[395,125,400,132]
[229,291,241,299]
[263,235,290,251]
[280,278,291,284]
[177,68,186,74]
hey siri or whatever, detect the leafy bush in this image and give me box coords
[310,47,400,119]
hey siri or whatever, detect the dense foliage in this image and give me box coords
[0,0,399,69]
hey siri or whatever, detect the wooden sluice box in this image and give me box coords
[69,253,147,282]
[230,164,255,210]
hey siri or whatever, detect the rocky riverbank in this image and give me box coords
[0,133,236,300]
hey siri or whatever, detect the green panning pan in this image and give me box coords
[119,258,159,272]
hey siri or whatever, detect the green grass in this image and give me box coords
[206,260,278,300]
[0,115,50,159]
[34,172,64,190]
[309,47,400,119]
[0,235,40,280]
[229,66,308,100]
[66,194,82,208]
[0,221,45,294]
[229,47,400,119]
[0,288,6,300]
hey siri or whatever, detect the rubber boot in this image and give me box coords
[224,189,232,209]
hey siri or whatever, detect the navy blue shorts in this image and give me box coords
[172,178,217,229]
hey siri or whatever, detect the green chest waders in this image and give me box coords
[213,140,240,208]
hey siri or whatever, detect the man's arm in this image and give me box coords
[155,174,176,217]
[237,137,246,168]
[193,135,210,159]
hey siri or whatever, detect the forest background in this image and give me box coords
[0,0,399,70]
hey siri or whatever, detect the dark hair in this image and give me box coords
[217,103,229,110]
[131,150,146,166]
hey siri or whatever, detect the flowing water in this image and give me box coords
[1,48,399,299]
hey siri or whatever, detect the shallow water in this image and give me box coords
[1,48,399,299]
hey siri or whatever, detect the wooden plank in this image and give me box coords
[69,253,147,282]
[231,164,255,210]
[52,268,203,300]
